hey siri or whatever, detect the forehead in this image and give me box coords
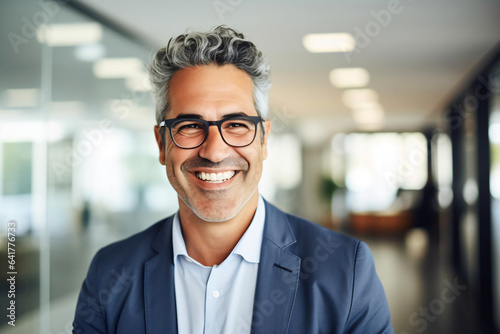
[168,64,256,118]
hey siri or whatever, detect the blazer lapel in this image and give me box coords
[144,217,178,334]
[251,201,301,334]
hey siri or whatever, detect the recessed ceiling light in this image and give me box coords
[75,43,106,62]
[352,102,384,113]
[352,107,384,124]
[351,105,385,130]
[93,58,144,79]
[302,33,355,53]
[342,89,379,109]
[37,22,102,46]
[330,68,370,88]
[3,89,39,108]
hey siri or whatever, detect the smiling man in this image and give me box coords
[73,26,393,334]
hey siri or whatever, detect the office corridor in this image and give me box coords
[1,1,499,333]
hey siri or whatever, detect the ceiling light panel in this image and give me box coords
[93,58,144,79]
[75,43,106,62]
[37,22,102,46]
[330,68,370,88]
[351,104,385,131]
[302,33,355,53]
[342,89,379,109]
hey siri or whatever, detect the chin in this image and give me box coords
[180,197,238,222]
[181,188,257,222]
[193,208,239,222]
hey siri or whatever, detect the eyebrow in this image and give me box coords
[221,112,249,119]
[174,112,249,120]
[175,113,204,120]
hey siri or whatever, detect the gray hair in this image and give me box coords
[148,26,271,125]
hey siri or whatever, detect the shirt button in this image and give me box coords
[212,290,220,298]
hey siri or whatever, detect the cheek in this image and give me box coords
[240,145,264,171]
[165,147,199,177]
[165,147,184,173]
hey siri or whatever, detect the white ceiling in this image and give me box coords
[73,0,500,134]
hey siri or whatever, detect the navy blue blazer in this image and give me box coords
[73,200,393,333]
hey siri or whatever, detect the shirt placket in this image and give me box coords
[204,264,222,334]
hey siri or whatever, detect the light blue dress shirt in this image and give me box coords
[172,195,266,334]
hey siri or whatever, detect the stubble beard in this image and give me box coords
[170,154,260,222]
[178,184,258,222]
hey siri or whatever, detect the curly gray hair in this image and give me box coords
[148,26,271,125]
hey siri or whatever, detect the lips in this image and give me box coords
[196,171,236,183]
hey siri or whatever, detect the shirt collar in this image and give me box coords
[172,210,189,262]
[231,195,266,263]
[172,195,266,265]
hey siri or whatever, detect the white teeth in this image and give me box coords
[196,171,236,183]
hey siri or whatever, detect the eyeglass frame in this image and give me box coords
[158,115,266,149]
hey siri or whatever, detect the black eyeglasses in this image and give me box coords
[159,115,265,149]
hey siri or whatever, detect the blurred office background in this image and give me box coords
[0,0,499,333]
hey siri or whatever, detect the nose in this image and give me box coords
[198,125,231,163]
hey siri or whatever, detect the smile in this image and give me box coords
[196,171,236,183]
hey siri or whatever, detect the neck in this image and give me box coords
[178,192,259,266]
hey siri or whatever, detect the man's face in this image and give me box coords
[154,64,271,222]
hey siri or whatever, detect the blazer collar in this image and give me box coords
[251,200,301,334]
[151,216,174,256]
[145,216,177,334]
[261,199,297,248]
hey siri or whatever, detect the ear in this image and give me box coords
[261,119,272,160]
[154,125,166,165]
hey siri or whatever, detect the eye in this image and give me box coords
[228,122,248,128]
[179,123,202,130]
[173,121,206,137]
[224,119,253,129]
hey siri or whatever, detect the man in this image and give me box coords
[73,26,393,334]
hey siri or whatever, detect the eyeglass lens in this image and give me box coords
[171,118,257,148]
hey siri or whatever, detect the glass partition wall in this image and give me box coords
[0,2,178,332]
[1,1,44,330]
[490,63,500,332]
[448,47,500,333]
